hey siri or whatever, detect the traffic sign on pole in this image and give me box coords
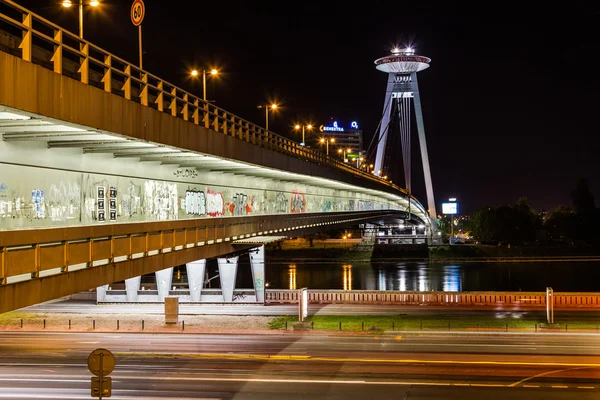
[88,348,115,376]
[131,0,145,68]
[130,0,145,26]
[88,348,115,399]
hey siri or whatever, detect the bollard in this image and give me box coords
[362,322,364,331]
[69,319,71,330]
[448,322,450,331]
[93,320,95,330]
[117,320,119,330]
[565,324,568,332]
[311,321,314,330]
[597,323,598,332]
[182,320,185,331]
[506,323,508,332]
[142,320,144,330]
[477,323,479,332]
[20,319,23,329]
[392,322,395,331]
[420,322,423,331]
[285,321,288,330]
[43,319,46,329]
[339,321,342,331]
[535,323,537,332]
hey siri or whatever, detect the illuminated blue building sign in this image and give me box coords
[319,121,360,132]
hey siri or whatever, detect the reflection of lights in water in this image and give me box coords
[288,264,296,290]
[442,265,461,292]
[343,264,353,290]
[378,269,386,291]
[418,266,427,291]
[398,269,406,291]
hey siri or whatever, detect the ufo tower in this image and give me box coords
[373,47,436,220]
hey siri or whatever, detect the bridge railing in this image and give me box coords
[0,0,405,195]
[264,289,600,308]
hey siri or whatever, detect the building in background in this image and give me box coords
[307,120,364,160]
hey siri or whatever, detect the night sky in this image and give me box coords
[17,1,600,214]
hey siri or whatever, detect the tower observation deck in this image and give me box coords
[371,47,437,220]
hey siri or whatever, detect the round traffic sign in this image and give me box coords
[87,348,115,377]
[131,0,145,26]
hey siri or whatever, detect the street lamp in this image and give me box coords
[62,0,100,39]
[257,104,278,131]
[337,147,352,162]
[190,68,218,102]
[357,156,364,169]
[294,124,312,146]
[319,137,335,155]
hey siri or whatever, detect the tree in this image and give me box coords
[571,178,595,214]
[470,206,496,243]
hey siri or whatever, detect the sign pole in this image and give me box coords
[98,353,104,400]
[131,0,145,69]
[138,24,142,69]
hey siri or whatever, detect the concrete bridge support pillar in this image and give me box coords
[155,267,174,302]
[125,276,141,302]
[186,259,206,302]
[96,284,108,303]
[249,246,265,303]
[217,256,239,302]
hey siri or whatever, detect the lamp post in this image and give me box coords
[319,137,335,155]
[191,69,218,102]
[337,147,352,162]
[357,156,364,169]
[258,104,278,131]
[294,124,312,146]
[62,0,100,39]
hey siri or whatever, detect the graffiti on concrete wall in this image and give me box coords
[173,168,198,179]
[143,181,178,220]
[290,190,306,213]
[120,181,141,219]
[273,192,288,213]
[185,190,206,216]
[206,189,223,217]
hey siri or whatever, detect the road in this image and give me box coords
[0,331,597,399]
[22,299,600,320]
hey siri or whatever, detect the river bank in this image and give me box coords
[267,240,600,262]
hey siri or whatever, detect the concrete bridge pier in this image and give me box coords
[217,256,239,302]
[96,284,109,302]
[186,259,206,302]
[249,246,265,303]
[125,276,142,302]
[155,267,174,301]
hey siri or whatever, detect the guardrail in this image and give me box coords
[264,289,600,308]
[0,0,407,196]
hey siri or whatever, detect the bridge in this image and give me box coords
[0,0,433,312]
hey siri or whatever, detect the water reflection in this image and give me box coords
[264,261,600,292]
[289,264,297,290]
[343,265,352,291]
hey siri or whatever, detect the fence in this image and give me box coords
[264,289,600,308]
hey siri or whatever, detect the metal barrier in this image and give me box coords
[0,0,407,195]
[264,289,600,308]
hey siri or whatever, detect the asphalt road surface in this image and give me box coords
[0,331,597,399]
[21,299,600,320]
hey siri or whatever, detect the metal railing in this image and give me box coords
[264,289,600,308]
[0,0,406,195]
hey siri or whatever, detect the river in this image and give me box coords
[228,260,600,292]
